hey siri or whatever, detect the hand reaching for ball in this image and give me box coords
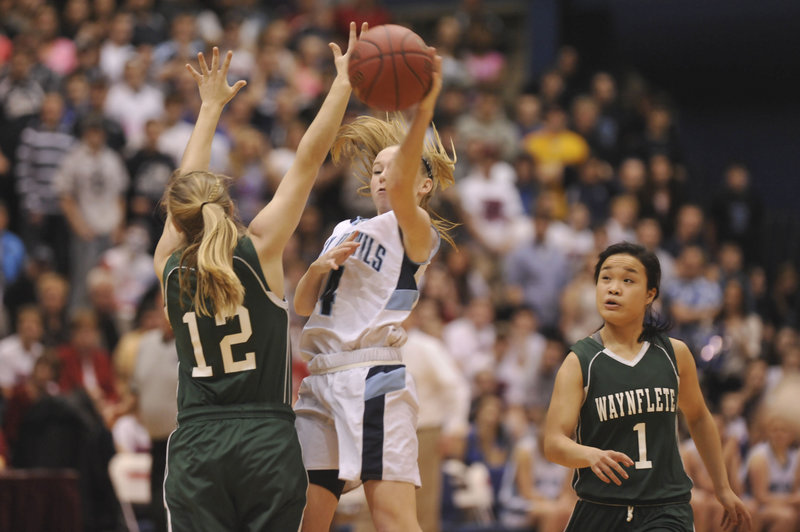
[418,52,443,115]
[331,21,369,86]
[348,25,437,111]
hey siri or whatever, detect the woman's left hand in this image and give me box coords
[332,21,369,83]
[186,47,247,108]
[717,488,752,531]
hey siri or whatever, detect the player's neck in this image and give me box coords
[599,324,646,358]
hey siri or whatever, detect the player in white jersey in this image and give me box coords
[293,55,455,532]
[743,412,799,532]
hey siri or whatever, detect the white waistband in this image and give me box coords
[307,347,403,375]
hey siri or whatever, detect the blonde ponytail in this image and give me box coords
[166,170,245,319]
[195,202,243,318]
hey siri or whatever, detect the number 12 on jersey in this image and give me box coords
[182,306,256,377]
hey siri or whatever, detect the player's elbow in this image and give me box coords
[542,432,559,463]
[293,290,315,316]
[294,299,313,317]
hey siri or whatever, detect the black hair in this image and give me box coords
[594,241,671,342]
[540,326,565,344]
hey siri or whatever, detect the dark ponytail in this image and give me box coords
[594,242,672,342]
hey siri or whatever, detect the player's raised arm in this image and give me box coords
[180,48,246,173]
[154,48,246,281]
[248,22,367,259]
[383,54,443,263]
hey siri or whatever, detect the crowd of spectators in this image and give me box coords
[0,1,798,531]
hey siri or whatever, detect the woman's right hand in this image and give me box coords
[585,447,634,486]
[186,47,247,108]
[311,232,360,274]
[418,52,443,115]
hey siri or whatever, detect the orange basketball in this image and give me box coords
[348,25,434,111]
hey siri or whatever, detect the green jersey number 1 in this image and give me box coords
[182,306,256,377]
[633,422,653,469]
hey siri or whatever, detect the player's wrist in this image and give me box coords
[331,74,351,89]
[311,259,332,275]
[199,101,226,113]
[713,484,733,499]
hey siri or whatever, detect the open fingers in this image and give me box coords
[430,50,442,75]
[592,463,620,485]
[345,231,360,242]
[720,512,729,530]
[221,49,233,77]
[210,46,220,73]
[607,458,630,480]
[335,242,360,259]
[721,510,735,531]
[739,505,752,531]
[608,450,634,468]
[230,80,247,98]
[360,21,369,38]
[421,54,443,106]
[197,52,209,75]
[186,63,202,83]
[346,21,358,51]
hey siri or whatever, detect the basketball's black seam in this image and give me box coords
[400,33,428,99]
[385,26,400,111]
[353,40,383,104]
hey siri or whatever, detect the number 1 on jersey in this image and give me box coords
[633,422,653,469]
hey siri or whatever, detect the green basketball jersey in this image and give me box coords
[571,333,692,504]
[163,236,292,411]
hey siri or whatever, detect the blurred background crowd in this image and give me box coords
[0,0,798,531]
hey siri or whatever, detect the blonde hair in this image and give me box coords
[331,114,458,246]
[164,171,244,318]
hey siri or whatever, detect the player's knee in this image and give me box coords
[370,505,421,532]
[307,470,345,500]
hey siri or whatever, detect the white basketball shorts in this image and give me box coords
[294,349,420,489]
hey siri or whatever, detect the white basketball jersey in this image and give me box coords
[745,442,799,494]
[300,211,439,359]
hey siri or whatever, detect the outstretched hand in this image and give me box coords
[418,52,443,114]
[331,21,369,82]
[186,47,247,108]
[313,232,360,273]
[586,447,634,486]
[718,488,752,532]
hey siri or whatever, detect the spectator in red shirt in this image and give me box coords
[57,309,118,409]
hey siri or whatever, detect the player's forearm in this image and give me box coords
[387,105,433,198]
[293,263,329,316]
[292,77,351,178]
[544,432,594,469]
[180,102,223,172]
[687,410,732,496]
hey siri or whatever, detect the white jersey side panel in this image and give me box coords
[300,211,438,358]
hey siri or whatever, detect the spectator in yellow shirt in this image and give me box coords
[522,105,589,176]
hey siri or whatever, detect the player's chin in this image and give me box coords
[597,307,628,324]
[372,196,391,214]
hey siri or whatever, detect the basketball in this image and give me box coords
[348,24,434,111]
